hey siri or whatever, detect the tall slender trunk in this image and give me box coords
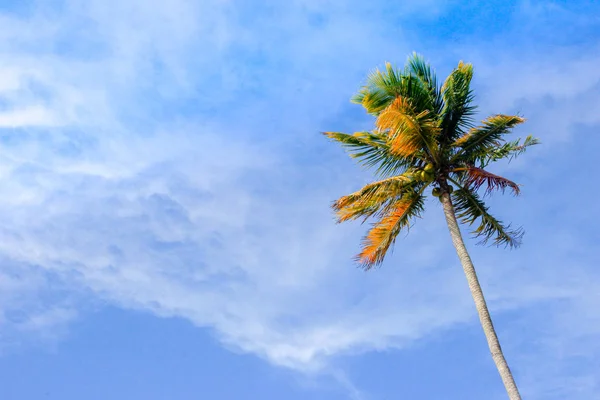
[440,192,522,400]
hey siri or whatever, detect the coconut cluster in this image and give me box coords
[411,163,455,200]
[413,163,435,182]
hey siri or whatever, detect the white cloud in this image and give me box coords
[0,105,62,127]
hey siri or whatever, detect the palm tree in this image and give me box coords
[323,53,539,399]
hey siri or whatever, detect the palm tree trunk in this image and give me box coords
[440,192,522,400]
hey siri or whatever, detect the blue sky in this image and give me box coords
[0,0,599,399]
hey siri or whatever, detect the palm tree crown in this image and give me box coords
[324,53,539,270]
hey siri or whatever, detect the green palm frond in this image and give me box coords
[352,62,437,116]
[352,87,395,116]
[356,190,425,269]
[351,62,402,115]
[452,115,525,165]
[323,130,416,176]
[333,174,419,223]
[451,185,523,248]
[440,61,476,141]
[480,135,540,167]
[407,53,443,114]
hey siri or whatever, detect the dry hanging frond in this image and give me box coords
[465,166,520,196]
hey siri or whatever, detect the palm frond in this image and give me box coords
[375,97,440,160]
[352,87,395,116]
[464,166,520,196]
[352,62,437,116]
[407,52,443,114]
[481,135,540,167]
[351,62,403,115]
[333,175,417,223]
[452,115,525,164]
[322,130,415,176]
[440,61,476,141]
[356,191,425,269]
[451,185,523,248]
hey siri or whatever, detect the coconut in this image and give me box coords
[424,163,434,173]
[432,187,441,197]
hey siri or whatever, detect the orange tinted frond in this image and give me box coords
[335,203,369,223]
[375,97,439,159]
[466,166,520,196]
[356,193,424,269]
[332,175,413,223]
[377,97,420,132]
[334,176,410,209]
[454,130,475,147]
